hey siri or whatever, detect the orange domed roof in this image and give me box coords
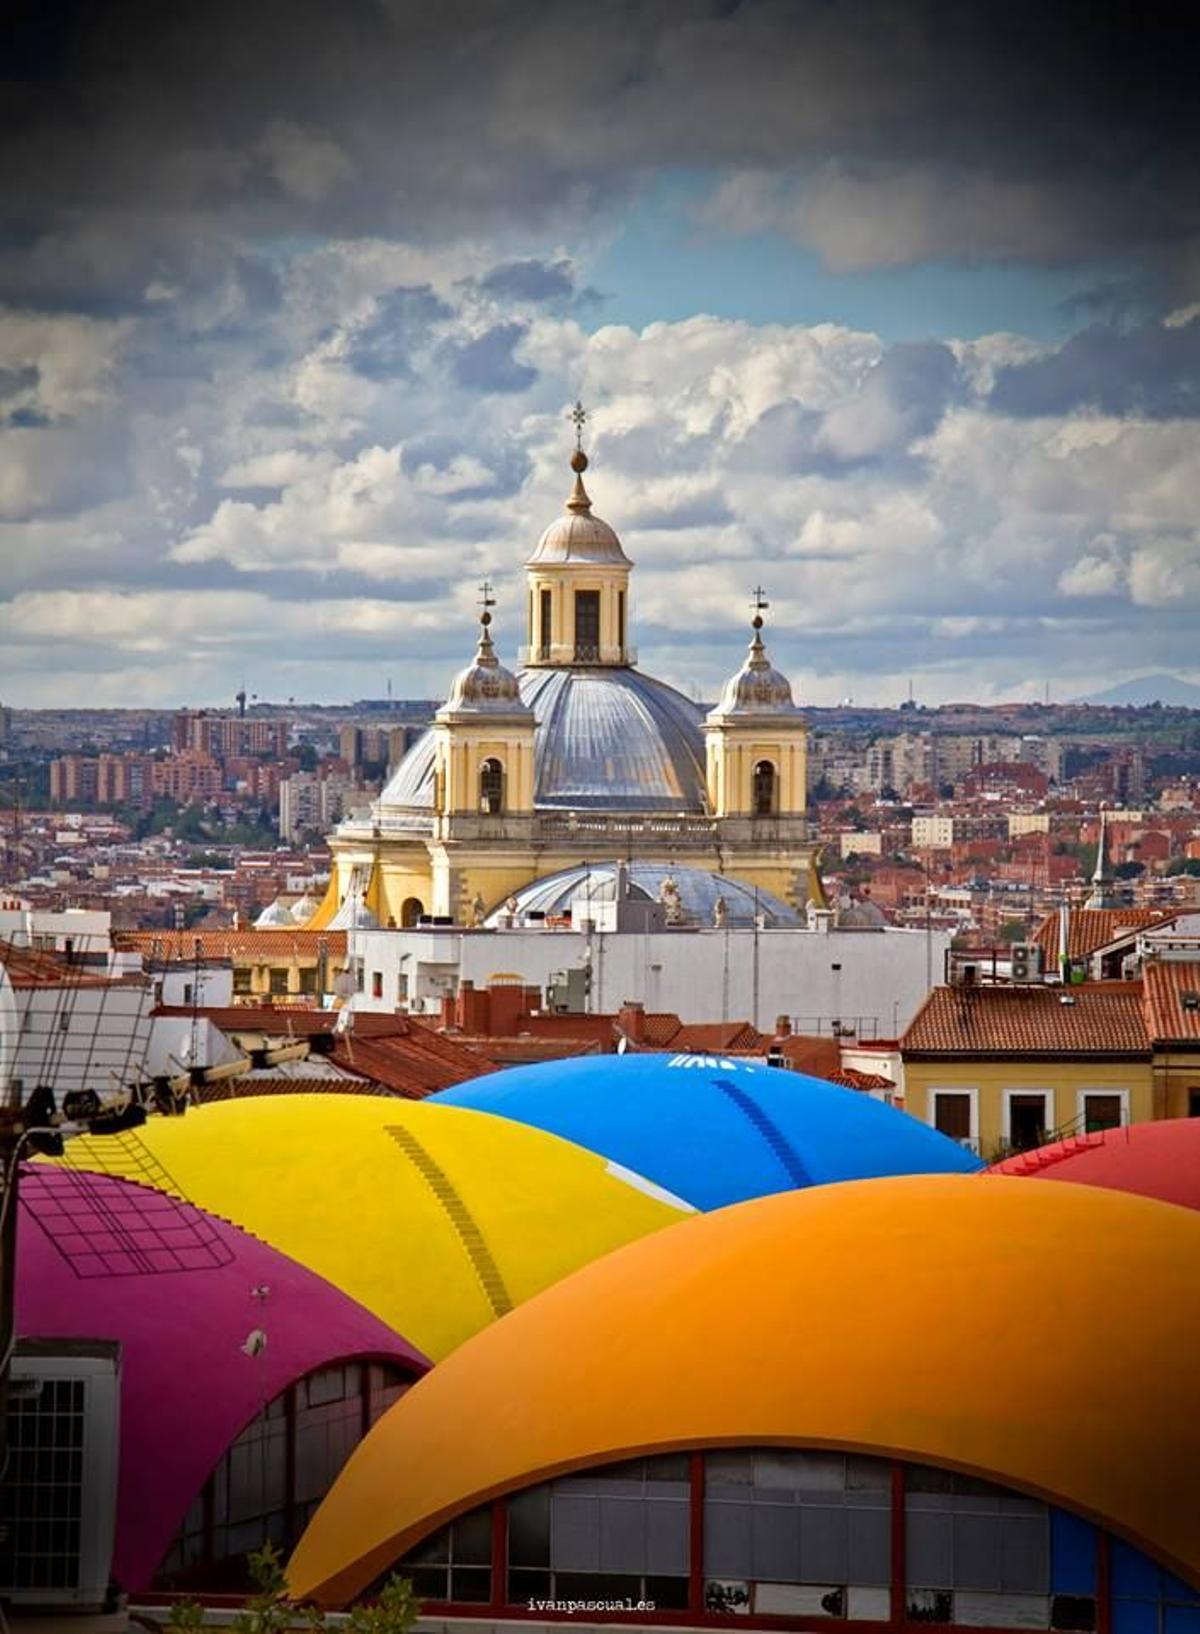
[288,1174,1200,1605]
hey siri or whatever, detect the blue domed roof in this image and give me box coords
[431,1054,983,1210]
[486,861,800,927]
[379,666,707,815]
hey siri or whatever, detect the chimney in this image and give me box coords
[456,978,490,1034]
[774,1015,792,1037]
[618,1000,647,1044]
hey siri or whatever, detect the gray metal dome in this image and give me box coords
[484,862,800,927]
[378,665,708,815]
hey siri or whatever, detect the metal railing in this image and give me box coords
[787,1016,882,1040]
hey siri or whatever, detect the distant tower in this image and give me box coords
[235,687,247,719]
[1085,807,1118,909]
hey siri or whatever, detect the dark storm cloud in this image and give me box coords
[344,285,453,379]
[2,0,1197,292]
[477,259,576,303]
[442,322,537,394]
[990,315,1200,419]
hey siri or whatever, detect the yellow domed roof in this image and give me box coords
[53,1095,692,1361]
[288,1174,1200,1604]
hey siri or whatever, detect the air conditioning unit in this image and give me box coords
[0,1342,120,1609]
[1010,942,1044,982]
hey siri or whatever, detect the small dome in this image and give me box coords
[289,893,320,923]
[255,898,297,928]
[327,897,379,931]
[486,862,800,929]
[440,615,531,717]
[526,457,632,568]
[838,897,887,929]
[710,620,801,719]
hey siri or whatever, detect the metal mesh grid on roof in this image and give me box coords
[21,1146,235,1278]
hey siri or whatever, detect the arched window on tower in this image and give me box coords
[479,758,504,815]
[753,759,778,817]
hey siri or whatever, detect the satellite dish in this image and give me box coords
[241,1328,268,1359]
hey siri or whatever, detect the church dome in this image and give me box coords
[526,453,632,568]
[440,614,529,716]
[486,861,800,927]
[254,898,298,928]
[379,665,708,816]
[710,617,800,718]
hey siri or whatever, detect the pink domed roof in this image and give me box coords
[990,1118,1200,1211]
[15,1166,427,1592]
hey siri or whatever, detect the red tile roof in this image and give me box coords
[0,941,134,990]
[156,1005,493,1097]
[454,1036,605,1066]
[825,1068,896,1092]
[328,1022,493,1097]
[1034,908,1178,964]
[116,930,348,959]
[902,982,1150,1058]
[1142,961,1200,1045]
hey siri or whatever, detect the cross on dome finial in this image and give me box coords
[569,400,588,451]
[750,586,769,632]
[567,400,590,478]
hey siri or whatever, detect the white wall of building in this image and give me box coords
[349,922,949,1037]
[911,815,954,849]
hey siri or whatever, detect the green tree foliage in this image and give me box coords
[166,1541,419,1634]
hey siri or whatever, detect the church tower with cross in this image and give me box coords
[308,403,823,932]
[704,589,810,827]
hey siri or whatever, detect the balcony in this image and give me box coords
[518,644,637,667]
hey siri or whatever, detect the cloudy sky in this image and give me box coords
[2,0,1198,709]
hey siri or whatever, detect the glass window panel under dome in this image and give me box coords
[508,1486,550,1567]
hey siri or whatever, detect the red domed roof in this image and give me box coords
[991,1117,1200,1210]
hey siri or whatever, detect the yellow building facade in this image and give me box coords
[310,438,823,931]
[900,982,1154,1160]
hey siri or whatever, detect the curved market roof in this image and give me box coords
[15,1166,424,1592]
[287,1174,1200,1604]
[432,1053,981,1209]
[55,1095,692,1360]
[991,1117,1200,1210]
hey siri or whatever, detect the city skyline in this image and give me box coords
[2,1,1198,710]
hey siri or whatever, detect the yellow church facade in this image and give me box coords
[310,434,823,933]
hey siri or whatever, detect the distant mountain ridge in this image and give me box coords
[1076,673,1200,706]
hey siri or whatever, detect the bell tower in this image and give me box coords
[523,403,634,667]
[432,585,536,824]
[705,591,808,823]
